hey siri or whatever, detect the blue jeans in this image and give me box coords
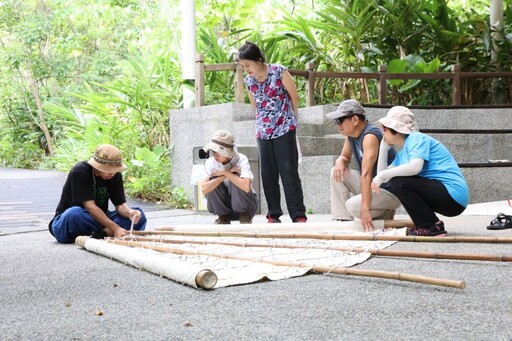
[51,206,146,243]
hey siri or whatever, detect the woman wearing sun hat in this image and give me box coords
[49,144,146,243]
[371,106,469,236]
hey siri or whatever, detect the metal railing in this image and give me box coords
[195,54,512,107]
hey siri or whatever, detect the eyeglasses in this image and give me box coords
[334,114,354,125]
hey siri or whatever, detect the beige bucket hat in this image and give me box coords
[378,106,420,134]
[87,144,127,173]
[203,130,238,158]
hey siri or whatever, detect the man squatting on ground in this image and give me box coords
[327,99,402,231]
[200,130,259,224]
[49,144,146,243]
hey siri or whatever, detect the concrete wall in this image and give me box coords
[170,103,512,214]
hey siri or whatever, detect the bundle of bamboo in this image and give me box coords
[73,219,512,291]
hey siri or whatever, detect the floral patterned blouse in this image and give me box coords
[244,64,297,140]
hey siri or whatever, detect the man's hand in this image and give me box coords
[361,210,374,231]
[129,209,142,224]
[230,165,241,174]
[332,163,349,183]
[210,168,228,178]
[211,165,241,178]
[113,226,129,238]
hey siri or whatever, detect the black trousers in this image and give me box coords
[390,176,466,228]
[257,130,307,221]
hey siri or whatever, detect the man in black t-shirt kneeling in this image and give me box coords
[49,144,146,243]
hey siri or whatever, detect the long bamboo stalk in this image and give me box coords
[130,236,512,262]
[133,230,512,244]
[154,219,414,232]
[109,239,466,290]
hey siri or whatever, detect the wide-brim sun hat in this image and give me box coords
[203,130,238,158]
[378,106,420,134]
[325,99,365,120]
[88,144,127,173]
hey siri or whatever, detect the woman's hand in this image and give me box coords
[371,181,382,194]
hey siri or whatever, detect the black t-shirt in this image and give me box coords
[53,161,126,217]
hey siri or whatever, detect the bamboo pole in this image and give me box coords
[154,219,414,232]
[194,270,218,290]
[130,236,512,263]
[109,239,466,290]
[133,230,512,244]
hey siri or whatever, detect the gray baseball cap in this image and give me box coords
[325,99,365,120]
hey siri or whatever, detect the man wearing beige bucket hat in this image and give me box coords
[200,130,258,224]
[372,106,469,236]
[326,99,402,231]
[48,144,146,243]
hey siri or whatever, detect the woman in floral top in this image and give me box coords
[238,41,307,223]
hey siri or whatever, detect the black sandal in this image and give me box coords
[487,213,512,230]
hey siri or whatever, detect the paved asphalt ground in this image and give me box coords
[1,167,512,341]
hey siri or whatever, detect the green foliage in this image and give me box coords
[125,146,171,202]
[0,123,44,168]
[0,0,157,161]
[195,0,319,105]
[125,145,191,209]
[198,27,238,104]
[0,0,190,207]
[197,0,511,105]
[169,187,193,209]
[42,47,188,206]
[385,55,449,105]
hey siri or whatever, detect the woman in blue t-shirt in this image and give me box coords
[371,106,469,236]
[237,41,307,224]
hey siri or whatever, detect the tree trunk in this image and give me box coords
[490,0,504,63]
[27,73,56,156]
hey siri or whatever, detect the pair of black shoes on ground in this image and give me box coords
[215,212,252,224]
[487,213,512,230]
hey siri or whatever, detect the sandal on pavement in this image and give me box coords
[486,213,512,230]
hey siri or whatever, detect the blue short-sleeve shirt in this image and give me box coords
[392,132,469,207]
